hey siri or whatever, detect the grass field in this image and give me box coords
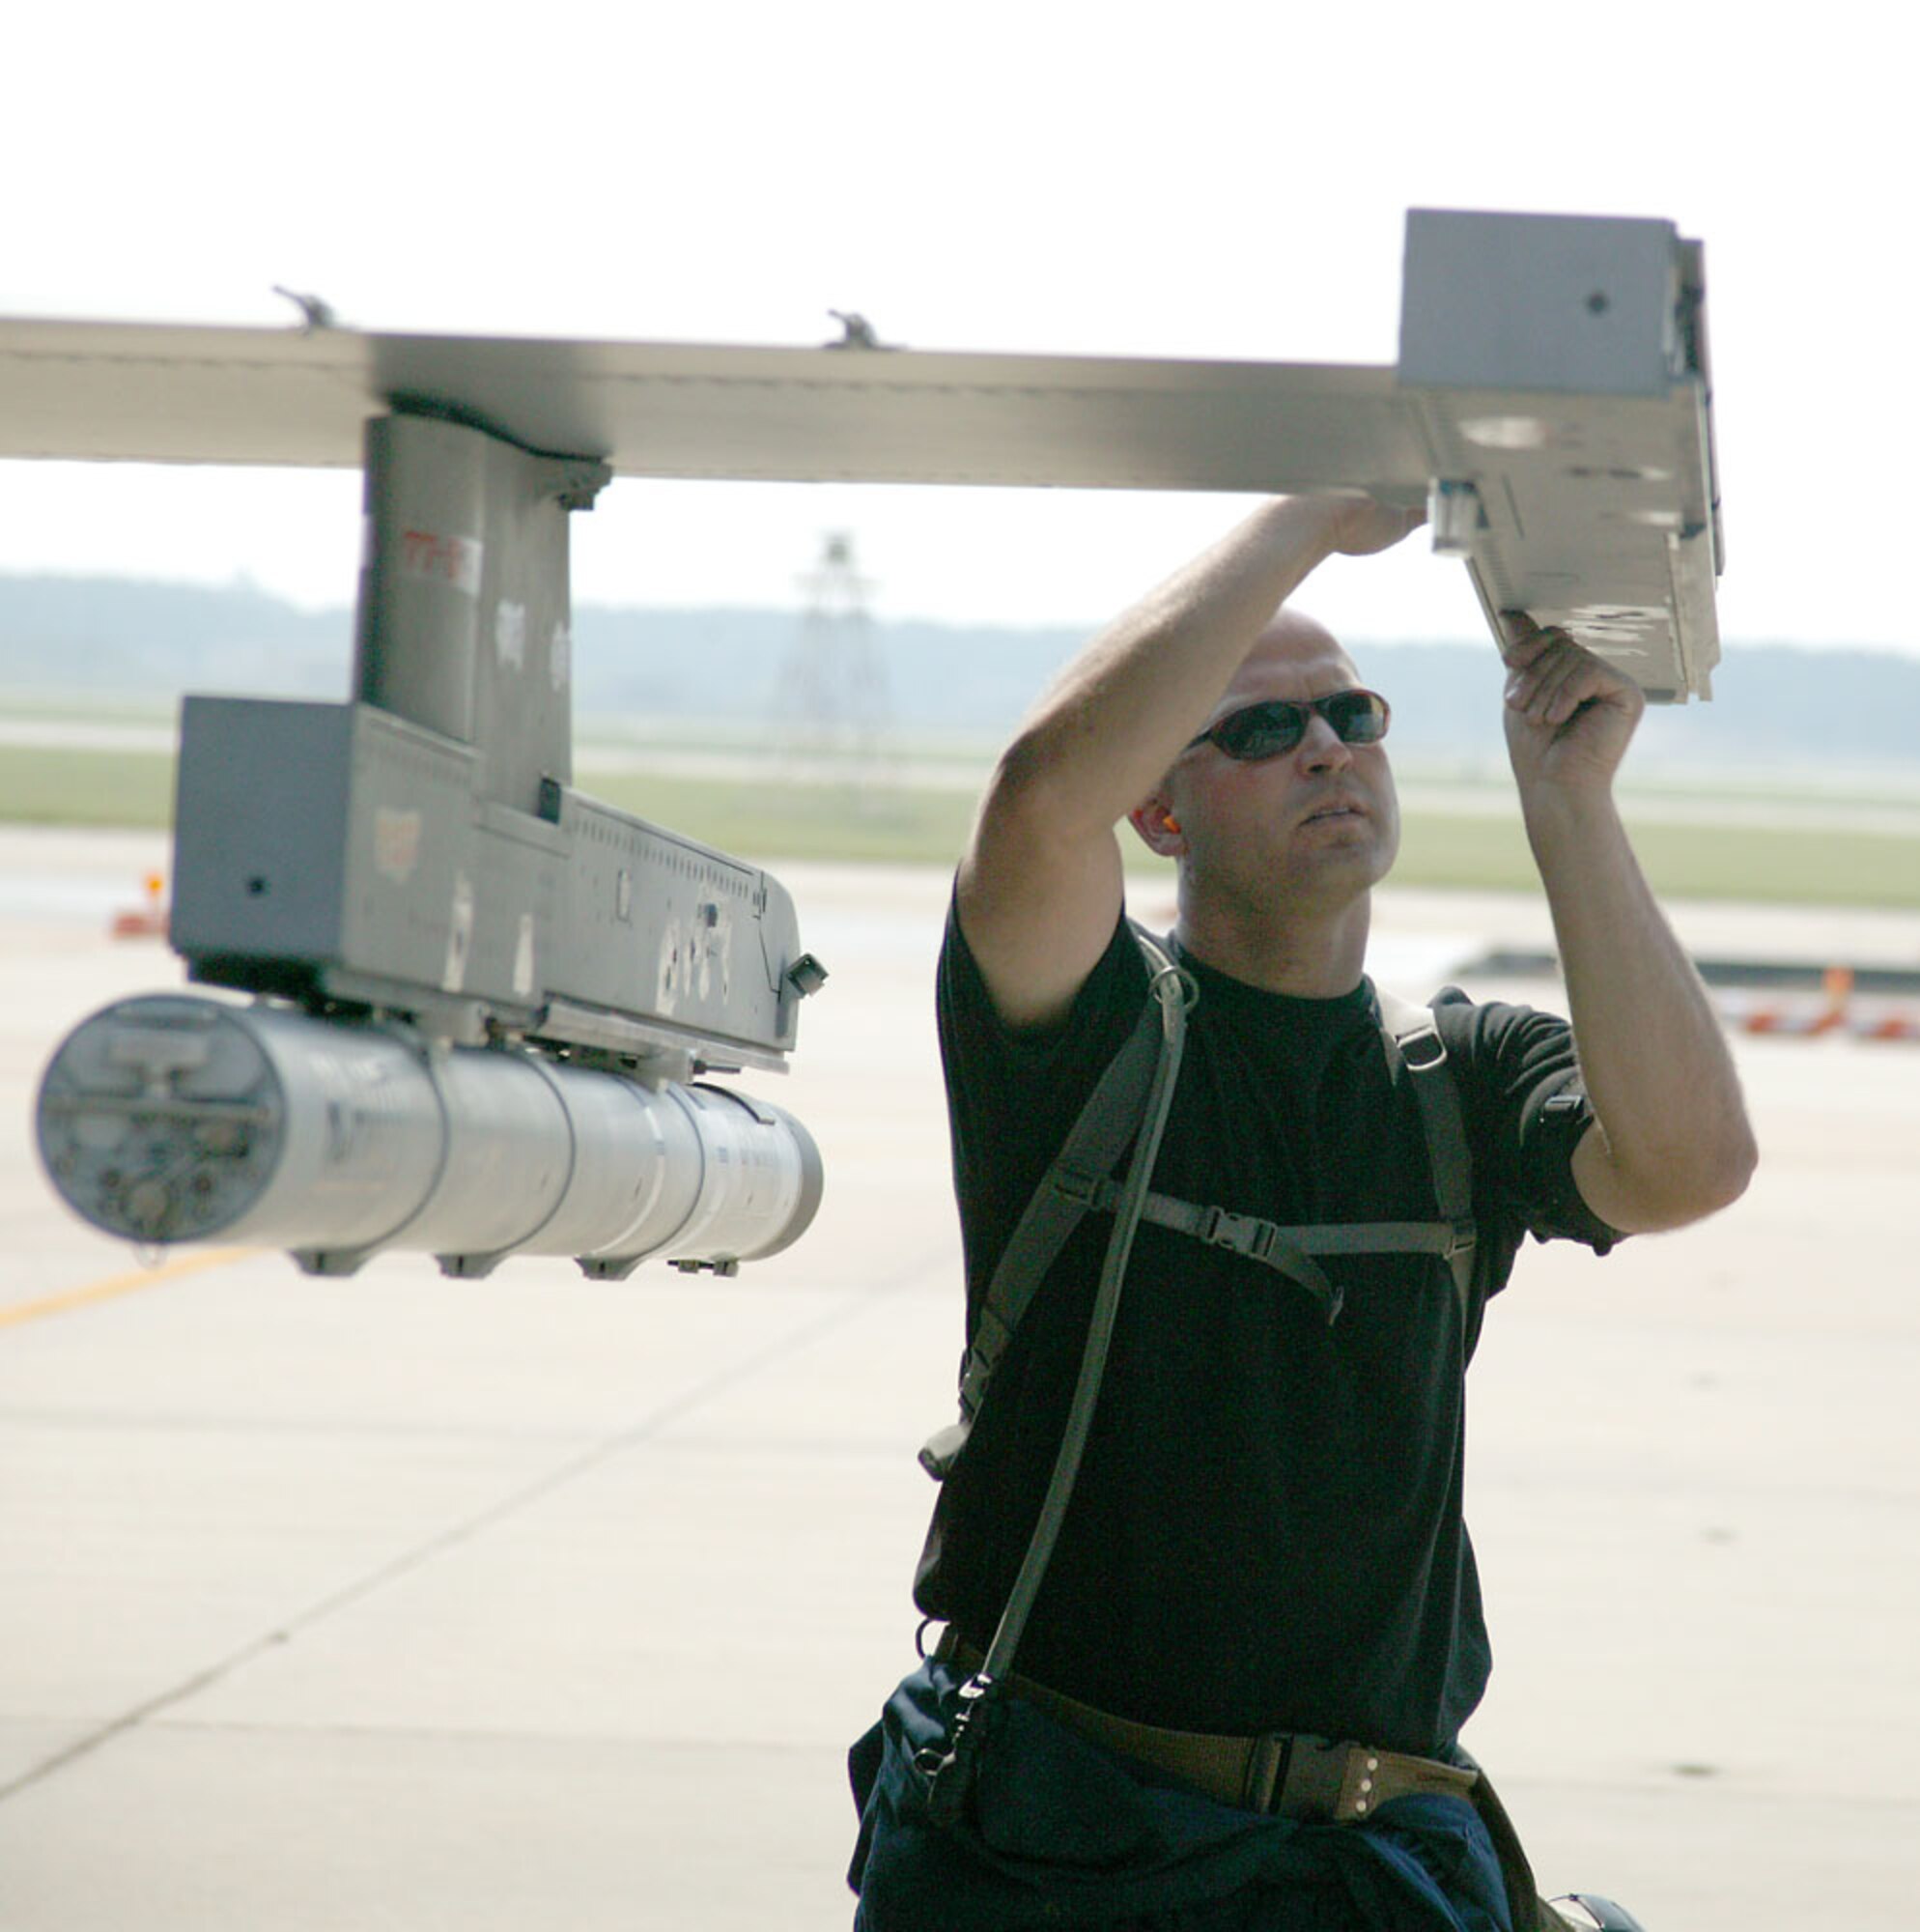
[4,741,1918,909]
[0,746,179,831]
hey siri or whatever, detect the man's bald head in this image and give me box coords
[1128,601,1398,921]
[1196,608,1364,736]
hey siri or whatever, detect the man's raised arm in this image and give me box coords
[1499,616,1759,1232]
[957,495,1422,1029]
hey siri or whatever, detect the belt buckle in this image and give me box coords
[1269,1736,1364,1823]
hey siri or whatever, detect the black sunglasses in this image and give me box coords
[1185,689,1391,761]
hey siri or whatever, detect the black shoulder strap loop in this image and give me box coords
[1375,988,1478,1325]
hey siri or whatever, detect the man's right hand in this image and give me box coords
[1323,494,1426,556]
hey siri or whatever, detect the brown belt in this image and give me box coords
[932,1629,1477,1823]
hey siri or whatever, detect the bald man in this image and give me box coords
[848,496,1755,1932]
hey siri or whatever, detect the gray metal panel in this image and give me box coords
[174,697,806,1064]
[171,697,353,964]
[172,697,481,995]
[353,413,596,810]
[1400,210,1684,397]
[1406,384,1721,696]
[553,792,799,1061]
[334,705,483,997]
[354,416,487,746]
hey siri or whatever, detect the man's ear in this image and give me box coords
[1128,794,1187,858]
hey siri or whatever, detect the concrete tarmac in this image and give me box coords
[3,830,1917,1930]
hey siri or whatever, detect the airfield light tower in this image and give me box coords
[773,530,892,785]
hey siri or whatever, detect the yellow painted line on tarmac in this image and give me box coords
[0,1247,259,1329]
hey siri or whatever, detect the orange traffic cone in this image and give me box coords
[110,871,169,940]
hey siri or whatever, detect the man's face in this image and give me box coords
[1157,615,1401,913]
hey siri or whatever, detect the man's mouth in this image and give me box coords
[1303,799,1366,825]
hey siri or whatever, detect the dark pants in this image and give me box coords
[848,1661,1513,1932]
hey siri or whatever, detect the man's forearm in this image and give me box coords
[986,497,1352,838]
[1525,787,1758,1232]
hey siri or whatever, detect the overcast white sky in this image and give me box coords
[2,0,1912,657]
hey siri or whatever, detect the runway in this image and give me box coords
[3,830,1917,1929]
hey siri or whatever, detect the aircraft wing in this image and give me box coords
[0,320,1421,486]
[0,211,1722,697]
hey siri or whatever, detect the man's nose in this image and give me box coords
[1296,715,1354,772]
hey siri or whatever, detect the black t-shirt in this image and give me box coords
[915,899,1620,1757]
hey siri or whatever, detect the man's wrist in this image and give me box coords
[1517,775,1624,854]
[1256,494,1349,562]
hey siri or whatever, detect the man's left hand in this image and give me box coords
[1500,612,1645,795]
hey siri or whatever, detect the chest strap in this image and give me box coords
[1052,1166,1473,1325]
[1046,987,1476,1328]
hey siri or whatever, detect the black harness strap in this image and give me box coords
[918,926,1183,1481]
[1376,988,1479,1324]
[918,933,1194,1823]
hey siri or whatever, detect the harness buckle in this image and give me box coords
[1053,1165,1101,1208]
[1245,1218,1281,1264]
[1398,1024,1449,1071]
[1445,1217,1479,1261]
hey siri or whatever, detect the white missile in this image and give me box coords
[36,994,822,1279]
